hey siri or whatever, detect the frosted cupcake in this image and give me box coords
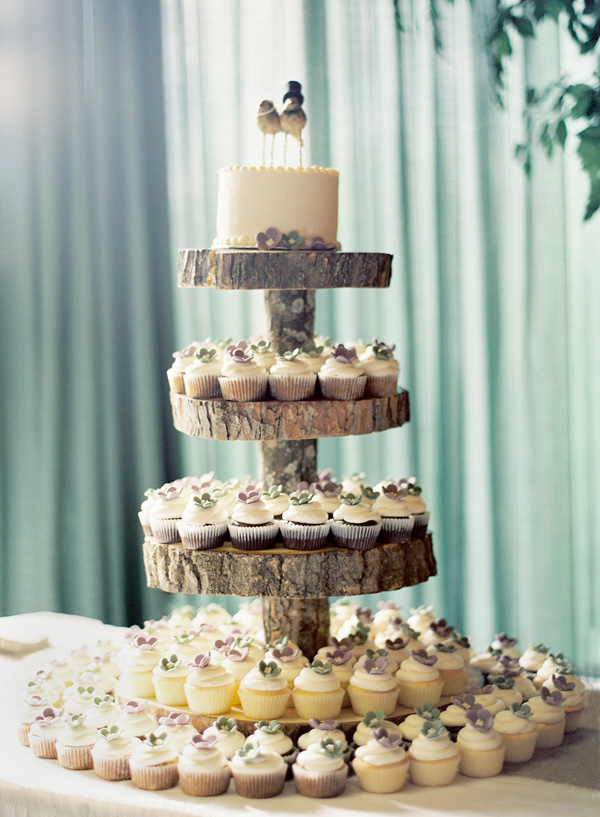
[439,693,481,738]
[178,733,231,796]
[465,683,506,717]
[228,489,279,550]
[489,676,523,710]
[92,725,142,780]
[298,719,348,753]
[395,650,444,709]
[402,478,430,538]
[184,346,222,398]
[372,484,414,543]
[231,740,287,799]
[420,618,455,649]
[533,652,572,688]
[164,630,204,660]
[519,643,551,674]
[341,471,368,496]
[348,656,399,716]
[238,661,291,720]
[355,648,399,675]
[250,720,297,769]
[313,648,354,705]
[318,344,366,400]
[456,708,505,777]
[148,484,188,544]
[18,694,55,746]
[492,659,538,700]
[249,338,277,372]
[138,489,156,536]
[372,600,403,632]
[178,493,228,550]
[220,647,258,699]
[84,695,120,730]
[121,635,161,698]
[202,716,246,760]
[407,720,459,787]
[330,493,382,550]
[129,731,179,790]
[297,339,327,374]
[151,653,189,706]
[116,699,157,740]
[311,480,342,516]
[219,342,268,401]
[263,645,307,688]
[400,702,441,742]
[293,737,348,798]
[28,706,64,759]
[542,674,584,733]
[352,709,402,746]
[353,728,408,793]
[494,703,538,762]
[184,653,237,715]
[280,491,330,550]
[56,713,99,770]
[261,485,290,520]
[63,684,99,716]
[443,632,473,670]
[470,647,504,681]
[359,340,399,397]
[527,687,566,748]
[406,605,436,636]
[268,348,317,400]
[167,343,197,394]
[490,632,521,660]
[156,712,198,753]
[292,660,345,721]
[426,644,467,696]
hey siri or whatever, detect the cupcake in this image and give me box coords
[527,687,566,748]
[318,344,366,399]
[228,489,279,551]
[541,674,584,733]
[489,676,523,710]
[116,699,157,740]
[202,716,246,760]
[470,646,504,680]
[167,343,197,394]
[330,493,382,550]
[28,706,64,759]
[165,630,204,660]
[292,660,345,721]
[293,737,348,798]
[490,632,521,660]
[298,719,349,753]
[156,712,198,753]
[17,694,55,746]
[402,478,430,538]
[249,338,277,372]
[341,471,368,496]
[92,725,142,781]
[313,648,354,705]
[184,653,237,715]
[371,484,414,543]
[230,741,287,799]
[178,733,232,796]
[533,652,572,688]
[456,708,505,777]
[138,489,156,536]
[84,694,120,730]
[465,683,506,717]
[353,728,408,793]
[443,632,473,670]
[148,484,188,544]
[372,600,403,632]
[261,484,290,520]
[376,635,413,666]
[426,644,467,696]
[494,703,539,763]
[56,713,99,770]
[407,720,460,787]
[178,493,229,550]
[263,645,307,688]
[80,659,118,695]
[279,491,330,550]
[220,646,258,699]
[355,648,399,676]
[439,693,480,739]
[183,346,222,398]
[352,709,402,746]
[336,620,376,659]
[238,660,291,720]
[150,653,189,706]
[395,650,444,709]
[250,720,297,769]
[121,635,161,698]
[268,348,317,400]
[420,618,455,649]
[400,702,441,742]
[129,731,179,790]
[312,480,342,516]
[219,342,268,401]
[492,659,538,700]
[347,656,400,716]
[297,339,326,373]
[63,684,99,716]
[359,340,399,397]
[406,605,436,636]
[519,643,551,675]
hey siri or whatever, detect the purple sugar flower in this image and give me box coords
[412,649,437,667]
[330,344,358,365]
[314,481,341,498]
[317,468,335,481]
[256,227,283,250]
[377,601,399,611]
[363,657,389,674]
[308,719,340,731]
[187,653,211,670]
[381,483,408,501]
[330,636,354,651]
[551,674,575,692]
[132,635,159,651]
[34,707,63,727]
[189,732,219,750]
[271,646,299,662]
[430,618,454,638]
[324,649,353,666]
[156,485,183,501]
[468,684,493,696]
[496,632,517,648]
[173,343,198,359]
[450,694,481,712]
[384,636,410,651]
[159,713,191,727]
[540,687,565,706]
[466,708,494,732]
[212,636,236,653]
[310,237,337,251]
[226,341,255,365]
[236,490,262,505]
[373,727,403,749]
[225,647,249,662]
[356,607,374,623]
[122,700,147,714]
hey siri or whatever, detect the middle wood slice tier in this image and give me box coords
[170,389,409,441]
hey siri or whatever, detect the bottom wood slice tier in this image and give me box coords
[143,534,436,599]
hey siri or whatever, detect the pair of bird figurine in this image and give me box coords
[257,81,307,167]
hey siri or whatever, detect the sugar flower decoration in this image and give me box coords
[188,733,219,751]
[511,702,533,719]
[99,725,125,741]
[329,636,355,651]
[236,740,264,762]
[257,660,282,678]
[308,719,340,731]
[64,713,87,730]
[263,484,285,499]
[495,632,518,648]
[450,694,481,712]
[384,636,410,651]
[308,659,333,675]
[466,708,494,732]
[421,719,447,739]
[492,676,516,690]
[121,700,148,714]
[145,731,169,747]
[540,687,565,706]
[317,737,345,758]
[289,490,315,506]
[215,717,238,732]
[187,653,211,670]
[412,649,438,667]
[415,702,441,720]
[381,483,408,501]
[255,720,283,734]
[271,646,300,662]
[225,341,255,365]
[310,237,337,251]
[324,649,353,666]
[362,657,389,675]
[339,492,362,506]
[300,340,324,357]
[467,684,494,696]
[91,695,115,708]
[362,710,386,728]
[370,339,396,359]
[330,343,358,364]
[132,635,159,652]
[34,707,63,727]
[159,654,184,672]
[361,485,380,502]
[275,347,301,362]
[194,346,217,364]
[159,713,191,727]
[173,343,198,359]
[551,674,575,692]
[347,621,370,645]
[192,493,217,510]
[236,489,262,505]
[314,481,341,498]
[373,727,403,748]
[256,227,283,250]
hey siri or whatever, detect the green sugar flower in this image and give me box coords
[300,340,324,357]
[308,659,333,674]
[421,719,447,739]
[289,490,315,506]
[264,484,285,499]
[362,710,386,728]
[159,654,184,672]
[281,230,305,250]
[361,485,380,501]
[415,702,441,720]
[192,492,217,510]
[257,660,282,678]
[194,347,217,363]
[215,716,238,732]
[255,720,283,734]
[317,737,345,758]
[339,492,362,506]
[275,347,301,362]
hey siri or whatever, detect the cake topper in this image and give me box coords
[256,100,281,166]
[256,81,307,168]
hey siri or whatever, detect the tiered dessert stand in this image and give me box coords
[142,247,437,736]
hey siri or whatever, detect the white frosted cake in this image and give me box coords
[213,165,339,249]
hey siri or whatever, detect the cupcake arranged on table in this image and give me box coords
[138,489,157,537]
[372,600,403,633]
[178,733,232,797]
[352,709,402,747]
[464,683,506,717]
[202,716,246,760]
[156,712,198,753]
[228,489,279,551]
[116,699,157,740]
[376,621,424,655]
[456,708,505,778]
[220,646,258,700]
[313,648,354,705]
[129,731,179,791]
[293,737,348,798]
[541,674,584,733]
[167,343,198,394]
[526,687,566,748]
[407,720,460,787]
[298,719,349,754]
[492,657,538,700]
[402,478,430,538]
[519,643,551,676]
[84,694,120,730]
[91,725,142,781]
[148,484,188,544]
[261,484,290,520]
[165,630,204,660]
[406,605,436,636]
[347,656,400,716]
[443,632,473,670]
[488,676,523,710]
[121,635,161,698]
[400,702,441,742]
[263,644,308,688]
[268,348,317,400]
[359,339,399,397]
[183,346,222,398]
[533,652,572,688]
[330,493,382,550]
[28,706,64,759]
[318,344,366,400]
[395,650,444,709]
[238,660,291,721]
[184,653,237,715]
[279,490,330,550]
[230,740,287,799]
[312,480,342,516]
[249,338,277,372]
[341,471,368,496]
[426,644,467,697]
[292,660,345,721]
[353,728,409,793]
[372,484,414,543]
[439,692,480,739]
[250,720,297,770]
[355,647,399,675]
[63,684,99,716]
[56,713,99,770]
[18,694,55,746]
[219,341,268,401]
[494,703,539,763]
[178,492,229,550]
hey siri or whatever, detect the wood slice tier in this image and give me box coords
[178,249,392,290]
[170,389,409,441]
[143,534,436,599]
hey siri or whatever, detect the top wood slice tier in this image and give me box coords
[178,249,392,290]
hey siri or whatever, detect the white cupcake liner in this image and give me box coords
[410,512,430,539]
[149,517,181,544]
[138,511,152,537]
[232,767,287,798]
[57,743,95,770]
[228,521,279,551]
[17,723,30,747]
[318,374,366,400]
[130,760,179,790]
[167,369,186,395]
[29,733,58,759]
[268,374,317,401]
[178,521,228,550]
[219,375,269,401]
[352,757,409,793]
[365,373,398,397]
[279,520,331,550]
[330,521,381,550]
[378,516,414,543]
[184,682,238,715]
[179,764,232,796]
[292,763,348,797]
[184,372,222,399]
[92,754,131,780]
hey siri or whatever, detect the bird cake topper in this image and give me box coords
[257,80,306,167]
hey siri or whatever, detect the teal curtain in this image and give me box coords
[1,0,598,676]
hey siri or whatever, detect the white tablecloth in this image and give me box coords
[1,613,598,817]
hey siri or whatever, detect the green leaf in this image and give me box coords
[579,126,600,140]
[540,124,553,157]
[568,84,594,118]
[533,0,546,20]
[526,87,536,105]
[493,30,512,58]
[545,0,562,22]
[577,133,600,177]
[583,176,600,221]
[511,15,535,37]
[555,119,568,147]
